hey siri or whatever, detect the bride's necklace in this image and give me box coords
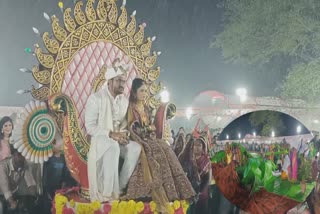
[136,102,148,124]
[136,102,145,114]
[3,137,9,142]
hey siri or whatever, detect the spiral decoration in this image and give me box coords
[11,100,56,163]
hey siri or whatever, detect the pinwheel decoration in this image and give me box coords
[11,100,57,163]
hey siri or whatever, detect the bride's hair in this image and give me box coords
[129,78,145,103]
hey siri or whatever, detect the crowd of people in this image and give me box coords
[0,119,319,214]
[0,116,77,214]
[171,127,241,214]
[171,128,320,214]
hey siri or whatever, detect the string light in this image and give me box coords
[58,2,64,13]
[43,12,50,23]
[24,48,32,54]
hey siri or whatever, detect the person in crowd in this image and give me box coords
[298,138,310,159]
[289,147,298,182]
[0,116,14,161]
[186,133,192,144]
[310,134,320,154]
[209,142,218,158]
[171,130,175,145]
[173,130,186,158]
[0,145,37,213]
[179,133,211,214]
[312,156,319,181]
[42,137,77,214]
[177,127,185,136]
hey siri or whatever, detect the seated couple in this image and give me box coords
[85,62,195,212]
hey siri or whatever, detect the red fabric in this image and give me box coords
[63,207,74,214]
[63,118,89,189]
[212,162,299,214]
[197,155,210,175]
[312,160,318,180]
[154,104,166,139]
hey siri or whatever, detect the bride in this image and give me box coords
[123,78,195,212]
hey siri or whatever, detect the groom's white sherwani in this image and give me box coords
[85,87,141,202]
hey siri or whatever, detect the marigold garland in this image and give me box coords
[136,201,145,213]
[150,201,157,212]
[69,199,75,208]
[54,190,189,214]
[173,201,181,210]
[54,194,68,214]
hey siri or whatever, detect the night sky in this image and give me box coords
[0,0,303,133]
[0,0,284,107]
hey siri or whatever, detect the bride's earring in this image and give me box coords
[1,130,3,134]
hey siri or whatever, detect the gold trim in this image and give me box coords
[80,187,90,200]
[140,37,152,57]
[42,32,59,54]
[148,96,161,109]
[51,15,67,42]
[149,82,162,95]
[85,0,97,22]
[145,51,158,68]
[126,12,136,37]
[64,8,76,33]
[31,65,51,85]
[118,5,127,29]
[134,24,145,45]
[91,65,107,93]
[31,85,50,101]
[166,103,176,120]
[49,93,89,163]
[34,44,54,69]
[74,1,87,25]
[148,66,160,82]
[108,0,118,24]
[97,0,108,20]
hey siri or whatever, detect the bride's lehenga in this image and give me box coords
[123,103,195,211]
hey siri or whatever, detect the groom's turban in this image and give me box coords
[105,58,129,81]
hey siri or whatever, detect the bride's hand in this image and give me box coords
[147,125,156,132]
[110,131,126,141]
[118,138,128,145]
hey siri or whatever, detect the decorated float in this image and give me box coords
[11,0,189,213]
[211,142,316,214]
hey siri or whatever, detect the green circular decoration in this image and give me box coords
[41,127,47,135]
[27,109,56,151]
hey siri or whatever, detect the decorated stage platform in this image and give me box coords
[52,187,189,214]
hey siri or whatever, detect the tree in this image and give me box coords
[213,0,320,103]
[249,111,286,137]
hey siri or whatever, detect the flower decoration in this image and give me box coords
[136,201,145,213]
[52,188,189,214]
[173,200,181,210]
[150,201,157,212]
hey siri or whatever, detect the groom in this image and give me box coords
[85,60,141,202]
